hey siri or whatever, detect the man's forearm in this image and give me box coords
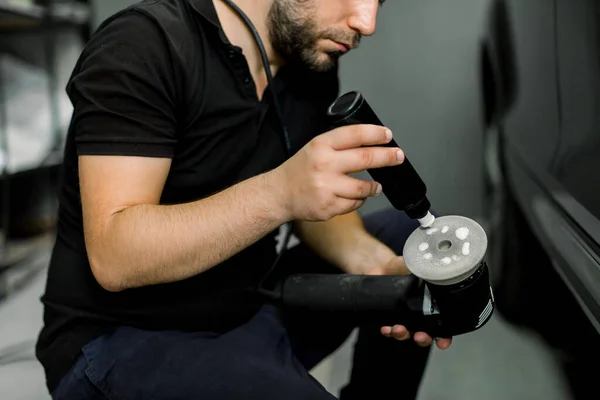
[89,171,289,292]
[293,211,393,274]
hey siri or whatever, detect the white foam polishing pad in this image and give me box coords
[403,215,488,286]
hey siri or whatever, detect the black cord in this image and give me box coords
[220,0,293,299]
[221,0,292,157]
[257,226,293,300]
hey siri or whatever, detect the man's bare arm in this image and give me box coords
[81,124,406,292]
[293,211,365,270]
[293,211,408,275]
[80,155,290,292]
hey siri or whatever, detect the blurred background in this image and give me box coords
[1,0,599,399]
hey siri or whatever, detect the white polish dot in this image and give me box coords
[462,242,471,256]
[455,227,469,240]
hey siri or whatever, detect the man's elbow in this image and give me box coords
[85,218,131,292]
[88,254,128,293]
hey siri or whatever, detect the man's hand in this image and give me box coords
[296,218,454,350]
[275,124,404,222]
[366,255,453,350]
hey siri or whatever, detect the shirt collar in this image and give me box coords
[188,0,294,93]
[187,0,230,43]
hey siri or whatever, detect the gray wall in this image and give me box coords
[340,1,489,218]
[92,0,139,28]
[92,0,489,218]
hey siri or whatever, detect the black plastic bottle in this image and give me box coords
[326,91,435,227]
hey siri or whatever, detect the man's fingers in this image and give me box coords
[382,256,411,276]
[325,124,394,150]
[436,338,453,350]
[381,325,411,341]
[334,198,366,214]
[381,327,453,350]
[413,332,434,347]
[381,326,392,336]
[392,325,411,340]
[336,146,405,173]
[333,176,382,199]
[365,257,410,276]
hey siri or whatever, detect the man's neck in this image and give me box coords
[213,0,284,97]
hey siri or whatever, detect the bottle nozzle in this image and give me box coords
[418,211,435,228]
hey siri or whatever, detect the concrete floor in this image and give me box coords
[0,243,575,400]
[310,314,574,400]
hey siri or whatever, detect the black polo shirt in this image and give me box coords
[36,0,340,393]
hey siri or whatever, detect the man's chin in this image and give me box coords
[308,51,342,72]
[285,49,341,73]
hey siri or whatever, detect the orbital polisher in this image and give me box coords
[273,91,495,338]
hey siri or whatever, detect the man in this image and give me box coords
[36,0,452,399]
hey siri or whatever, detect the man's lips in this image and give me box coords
[332,41,353,52]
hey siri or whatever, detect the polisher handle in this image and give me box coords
[279,273,421,312]
[278,272,495,338]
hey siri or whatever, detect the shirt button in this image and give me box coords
[243,76,251,84]
[228,50,235,58]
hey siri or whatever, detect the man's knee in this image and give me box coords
[56,321,335,400]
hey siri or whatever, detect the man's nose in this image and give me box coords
[346,0,379,37]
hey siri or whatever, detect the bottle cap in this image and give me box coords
[417,211,435,228]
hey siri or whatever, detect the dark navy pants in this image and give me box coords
[52,208,432,400]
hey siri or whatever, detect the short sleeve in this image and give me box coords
[68,11,180,158]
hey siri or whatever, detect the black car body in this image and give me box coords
[480,0,600,397]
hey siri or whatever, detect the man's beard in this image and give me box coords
[267,0,360,72]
